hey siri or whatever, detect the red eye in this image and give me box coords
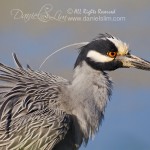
[107,52,117,58]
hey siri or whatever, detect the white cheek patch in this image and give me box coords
[87,50,114,63]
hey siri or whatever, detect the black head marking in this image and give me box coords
[73,33,128,71]
[74,34,118,69]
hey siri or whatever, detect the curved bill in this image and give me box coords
[117,54,150,71]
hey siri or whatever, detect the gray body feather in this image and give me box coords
[0,56,112,150]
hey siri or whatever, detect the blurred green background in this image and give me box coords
[0,0,150,149]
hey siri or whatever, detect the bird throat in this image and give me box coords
[69,61,112,142]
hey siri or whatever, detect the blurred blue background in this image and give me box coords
[0,0,150,149]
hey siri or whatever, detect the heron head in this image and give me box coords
[74,33,150,71]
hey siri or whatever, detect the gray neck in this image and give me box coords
[69,61,112,142]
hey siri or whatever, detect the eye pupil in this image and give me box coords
[111,52,115,56]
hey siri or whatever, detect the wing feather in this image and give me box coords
[0,54,71,150]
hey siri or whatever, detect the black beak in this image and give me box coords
[117,54,150,71]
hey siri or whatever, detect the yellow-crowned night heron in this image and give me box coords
[0,33,150,150]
